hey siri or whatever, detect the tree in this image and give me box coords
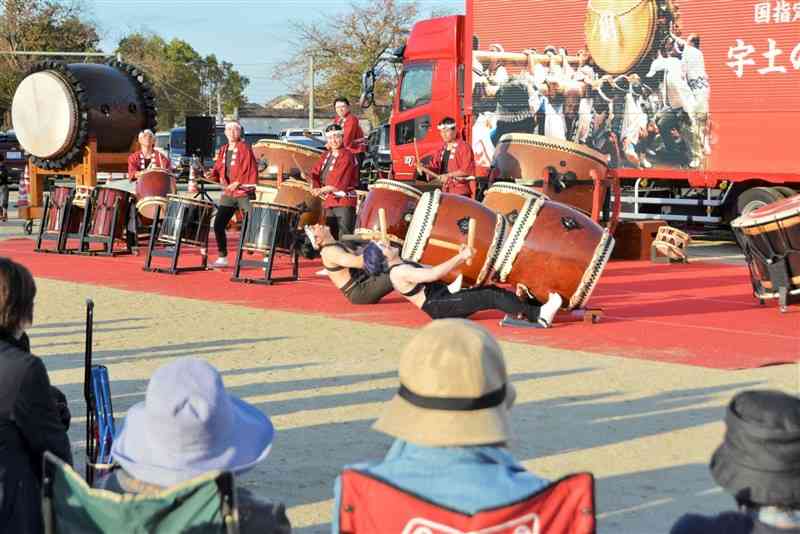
[115,33,249,129]
[274,0,419,126]
[0,0,100,124]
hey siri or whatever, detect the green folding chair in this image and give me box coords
[41,452,240,534]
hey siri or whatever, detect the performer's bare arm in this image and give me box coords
[322,246,364,269]
[395,246,474,285]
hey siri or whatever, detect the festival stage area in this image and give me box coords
[1,235,796,370]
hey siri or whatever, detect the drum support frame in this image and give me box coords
[35,189,77,254]
[143,205,209,275]
[735,233,799,312]
[231,211,300,285]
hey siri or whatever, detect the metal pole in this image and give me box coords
[309,56,315,129]
[217,90,223,124]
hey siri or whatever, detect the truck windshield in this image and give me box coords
[399,62,433,111]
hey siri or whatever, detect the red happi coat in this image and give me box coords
[335,113,365,154]
[127,150,171,179]
[209,141,258,198]
[424,139,476,197]
[338,470,596,534]
[309,147,359,209]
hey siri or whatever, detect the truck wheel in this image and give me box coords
[771,186,797,198]
[736,187,782,217]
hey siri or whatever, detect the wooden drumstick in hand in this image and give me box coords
[466,218,476,266]
[378,208,388,242]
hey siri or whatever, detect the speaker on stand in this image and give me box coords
[185,116,215,203]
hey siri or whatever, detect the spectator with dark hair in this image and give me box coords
[98,357,291,533]
[362,241,561,326]
[0,258,72,534]
[333,97,365,160]
[670,390,800,534]
[331,320,552,531]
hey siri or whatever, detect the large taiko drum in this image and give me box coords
[252,140,322,179]
[402,190,507,287]
[242,202,301,253]
[731,194,800,300]
[88,187,133,239]
[482,182,547,226]
[272,179,323,228]
[354,179,422,244]
[493,196,615,310]
[584,0,675,75]
[45,186,82,234]
[492,133,609,216]
[158,196,214,247]
[11,60,157,170]
[135,168,177,221]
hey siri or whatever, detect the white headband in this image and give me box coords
[438,123,456,131]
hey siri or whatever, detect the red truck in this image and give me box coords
[362,0,800,225]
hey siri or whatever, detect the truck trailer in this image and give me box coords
[363,0,800,225]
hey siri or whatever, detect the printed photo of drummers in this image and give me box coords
[472,20,710,171]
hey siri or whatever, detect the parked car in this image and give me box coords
[155,131,170,158]
[0,132,27,181]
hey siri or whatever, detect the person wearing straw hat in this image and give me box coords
[670,390,800,534]
[330,320,551,532]
[362,240,562,326]
[416,117,476,197]
[0,258,72,534]
[97,358,290,534]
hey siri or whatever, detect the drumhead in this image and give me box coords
[281,179,312,191]
[485,181,547,201]
[732,194,800,229]
[402,189,442,262]
[497,133,609,168]
[166,194,214,209]
[370,179,422,199]
[12,70,78,159]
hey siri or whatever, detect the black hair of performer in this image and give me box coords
[302,224,393,305]
[362,241,562,327]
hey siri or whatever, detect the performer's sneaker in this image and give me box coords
[212,257,229,268]
[316,269,328,276]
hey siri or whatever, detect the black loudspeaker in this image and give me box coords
[185,116,214,158]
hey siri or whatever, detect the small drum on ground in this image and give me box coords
[158,195,214,247]
[492,133,609,216]
[46,186,82,233]
[88,187,133,239]
[73,185,94,209]
[136,168,176,221]
[272,178,323,228]
[482,181,547,226]
[731,195,800,300]
[493,196,615,310]
[402,190,506,286]
[354,179,422,244]
[242,202,301,253]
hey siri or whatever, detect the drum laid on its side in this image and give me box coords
[252,140,322,179]
[402,190,506,287]
[158,195,214,247]
[492,133,608,216]
[482,181,547,226]
[272,179,323,228]
[493,196,615,310]
[354,179,422,244]
[242,202,301,253]
[136,168,177,221]
[88,187,133,239]
[731,194,800,300]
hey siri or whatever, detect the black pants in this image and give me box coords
[342,271,393,305]
[213,205,238,256]
[421,285,541,322]
[326,207,355,240]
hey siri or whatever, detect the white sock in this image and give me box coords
[537,292,562,327]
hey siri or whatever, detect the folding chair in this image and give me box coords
[41,452,240,534]
[339,470,596,534]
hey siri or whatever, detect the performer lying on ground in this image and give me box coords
[362,241,562,327]
[302,224,393,305]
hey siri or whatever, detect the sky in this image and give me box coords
[89,0,464,106]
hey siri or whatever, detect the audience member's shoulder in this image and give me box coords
[237,487,292,534]
[671,511,755,534]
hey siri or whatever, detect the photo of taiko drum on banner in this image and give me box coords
[470,0,800,177]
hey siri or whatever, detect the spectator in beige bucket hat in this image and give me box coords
[330,319,550,532]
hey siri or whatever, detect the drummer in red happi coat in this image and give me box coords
[127,130,171,179]
[416,117,476,198]
[333,97,365,160]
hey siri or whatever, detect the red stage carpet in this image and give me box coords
[1,237,797,370]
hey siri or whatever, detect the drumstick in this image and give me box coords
[466,218,476,266]
[413,137,422,171]
[291,154,306,179]
[378,208,388,242]
[428,238,462,252]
